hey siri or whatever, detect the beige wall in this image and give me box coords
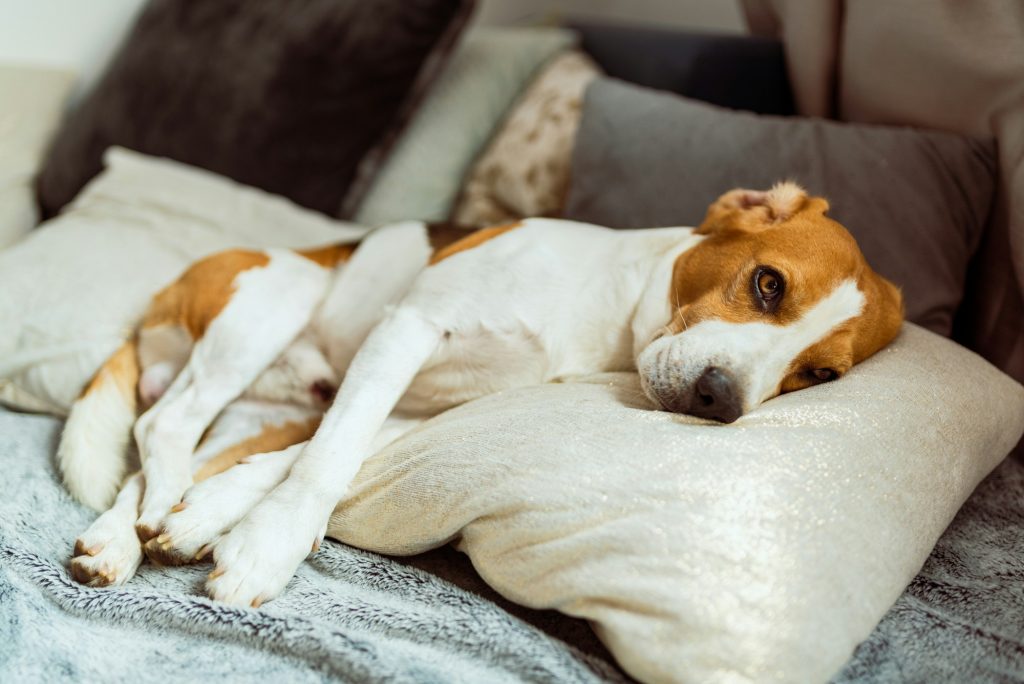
[0,0,748,106]
[0,0,148,103]
[474,0,747,33]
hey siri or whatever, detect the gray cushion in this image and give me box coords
[564,77,997,336]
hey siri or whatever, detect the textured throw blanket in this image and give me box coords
[1,407,1022,682]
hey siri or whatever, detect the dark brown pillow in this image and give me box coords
[565,78,997,337]
[36,0,474,220]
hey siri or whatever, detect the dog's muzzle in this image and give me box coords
[646,365,744,423]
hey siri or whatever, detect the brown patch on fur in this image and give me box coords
[142,250,270,338]
[193,417,321,482]
[669,185,903,393]
[429,221,523,265]
[80,339,140,401]
[297,242,358,268]
[779,328,857,394]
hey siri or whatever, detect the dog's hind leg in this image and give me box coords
[208,307,443,606]
[70,471,145,586]
[145,408,424,566]
[134,250,332,541]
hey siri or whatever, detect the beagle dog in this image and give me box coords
[60,182,903,607]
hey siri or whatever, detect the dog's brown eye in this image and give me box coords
[752,267,785,312]
[812,368,837,382]
[759,273,780,296]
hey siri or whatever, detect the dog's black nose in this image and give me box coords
[689,367,743,423]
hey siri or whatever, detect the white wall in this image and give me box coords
[474,0,747,33]
[0,0,747,104]
[0,0,147,101]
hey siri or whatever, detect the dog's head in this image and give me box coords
[638,182,903,422]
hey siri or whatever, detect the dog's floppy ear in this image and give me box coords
[696,181,822,235]
[853,270,905,363]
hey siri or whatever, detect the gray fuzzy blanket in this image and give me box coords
[1,407,1022,682]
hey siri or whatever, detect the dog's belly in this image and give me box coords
[397,322,549,414]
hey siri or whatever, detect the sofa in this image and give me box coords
[2,5,1023,683]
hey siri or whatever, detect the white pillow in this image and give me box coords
[0,63,75,248]
[329,324,1024,684]
[352,27,575,225]
[0,147,367,415]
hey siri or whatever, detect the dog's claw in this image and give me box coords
[196,544,213,561]
[74,539,104,557]
[208,566,225,580]
[170,502,188,513]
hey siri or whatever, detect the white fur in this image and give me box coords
[158,444,305,563]
[71,217,871,607]
[70,472,144,585]
[243,332,338,408]
[58,366,136,512]
[137,323,191,405]
[133,249,332,534]
[156,412,422,568]
[206,220,707,606]
[315,221,433,373]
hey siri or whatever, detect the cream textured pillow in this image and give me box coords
[354,27,576,226]
[0,63,75,248]
[0,147,367,415]
[329,324,1024,684]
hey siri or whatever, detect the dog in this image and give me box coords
[60,182,904,607]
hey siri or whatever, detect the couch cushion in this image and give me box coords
[565,78,997,337]
[35,0,474,220]
[330,324,1024,683]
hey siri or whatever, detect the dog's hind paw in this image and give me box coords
[70,509,143,587]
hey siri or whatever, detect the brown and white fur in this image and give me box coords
[60,183,903,607]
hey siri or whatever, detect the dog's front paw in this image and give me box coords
[135,474,192,543]
[71,507,144,587]
[142,451,294,566]
[206,487,326,608]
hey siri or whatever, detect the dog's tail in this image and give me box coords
[58,339,140,511]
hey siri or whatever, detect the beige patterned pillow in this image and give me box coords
[452,51,600,227]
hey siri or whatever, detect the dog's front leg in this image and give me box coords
[207,307,442,607]
[134,251,331,540]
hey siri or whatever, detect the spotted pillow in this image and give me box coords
[452,51,600,227]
